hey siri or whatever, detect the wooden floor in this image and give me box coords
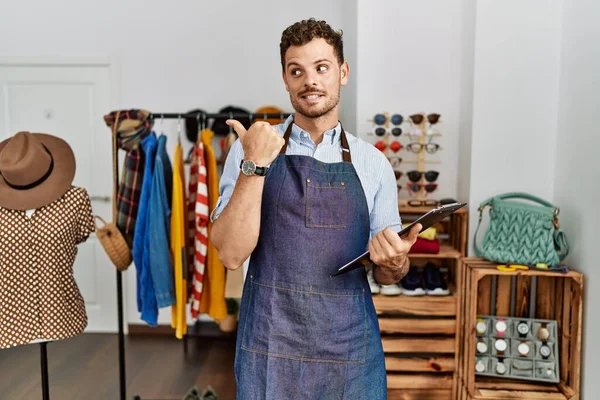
[0,333,237,400]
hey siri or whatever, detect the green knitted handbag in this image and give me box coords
[473,192,569,266]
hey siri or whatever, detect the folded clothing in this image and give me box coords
[403,223,437,241]
[409,237,440,254]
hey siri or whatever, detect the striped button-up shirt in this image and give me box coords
[212,115,402,240]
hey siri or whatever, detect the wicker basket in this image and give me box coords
[95,216,132,271]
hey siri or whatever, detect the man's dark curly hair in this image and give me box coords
[280,18,344,71]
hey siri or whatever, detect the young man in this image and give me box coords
[211,18,420,399]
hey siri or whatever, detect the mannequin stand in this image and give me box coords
[40,342,50,400]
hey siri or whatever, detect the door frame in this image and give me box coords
[0,54,128,333]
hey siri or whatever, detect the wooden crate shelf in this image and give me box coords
[379,317,456,335]
[389,373,454,390]
[383,337,456,354]
[458,258,583,400]
[389,389,453,400]
[386,356,456,372]
[379,205,468,398]
[374,290,457,316]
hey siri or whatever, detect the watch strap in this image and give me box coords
[240,159,268,176]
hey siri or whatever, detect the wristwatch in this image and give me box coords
[495,319,507,337]
[240,159,268,176]
[475,359,487,373]
[517,321,530,338]
[495,360,507,375]
[540,343,552,359]
[538,322,550,341]
[494,338,508,356]
[476,318,487,335]
[518,341,530,357]
[476,339,488,355]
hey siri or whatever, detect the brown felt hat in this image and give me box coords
[0,132,75,210]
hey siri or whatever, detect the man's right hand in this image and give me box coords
[226,120,285,167]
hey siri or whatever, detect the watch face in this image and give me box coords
[518,343,530,356]
[496,320,507,333]
[242,160,256,176]
[477,341,488,354]
[540,345,551,357]
[538,327,550,341]
[475,360,486,373]
[495,339,507,352]
[476,321,487,334]
[496,362,507,374]
[517,322,529,335]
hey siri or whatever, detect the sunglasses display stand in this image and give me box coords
[371,111,441,205]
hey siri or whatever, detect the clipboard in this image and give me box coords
[331,202,467,277]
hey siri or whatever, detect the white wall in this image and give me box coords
[0,0,344,325]
[554,0,600,397]
[468,0,563,250]
[457,0,476,203]
[355,0,469,202]
[339,0,359,133]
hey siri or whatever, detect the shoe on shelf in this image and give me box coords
[424,263,450,296]
[380,283,402,296]
[400,266,426,296]
[367,268,381,294]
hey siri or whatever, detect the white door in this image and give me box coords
[0,59,119,332]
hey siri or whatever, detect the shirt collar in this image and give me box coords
[283,115,343,145]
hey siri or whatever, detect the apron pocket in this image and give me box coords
[242,278,367,364]
[305,180,347,228]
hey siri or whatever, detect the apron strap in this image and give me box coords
[279,120,352,163]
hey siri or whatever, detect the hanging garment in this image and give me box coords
[103,110,153,244]
[148,134,176,309]
[199,129,227,321]
[132,132,159,326]
[0,187,95,349]
[171,142,188,339]
[234,122,386,399]
[188,141,209,319]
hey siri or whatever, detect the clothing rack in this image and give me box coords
[148,111,292,121]
[117,110,292,400]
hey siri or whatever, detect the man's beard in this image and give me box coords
[290,87,340,119]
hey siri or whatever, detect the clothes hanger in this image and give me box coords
[177,114,182,145]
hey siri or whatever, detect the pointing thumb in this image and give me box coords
[226,119,247,139]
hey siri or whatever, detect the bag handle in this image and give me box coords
[479,192,558,210]
[473,211,485,257]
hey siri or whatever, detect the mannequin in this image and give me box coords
[0,131,95,400]
[0,131,95,349]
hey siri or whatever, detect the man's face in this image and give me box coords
[282,38,349,119]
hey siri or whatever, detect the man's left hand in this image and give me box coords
[369,224,421,284]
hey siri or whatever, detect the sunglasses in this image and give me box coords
[375,141,403,153]
[373,113,404,126]
[407,199,440,207]
[374,127,387,136]
[406,142,441,154]
[407,182,438,195]
[394,170,403,180]
[407,170,439,183]
[409,113,441,125]
[407,198,457,207]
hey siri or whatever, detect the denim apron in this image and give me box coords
[235,121,386,400]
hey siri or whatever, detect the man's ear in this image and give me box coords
[340,61,350,86]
